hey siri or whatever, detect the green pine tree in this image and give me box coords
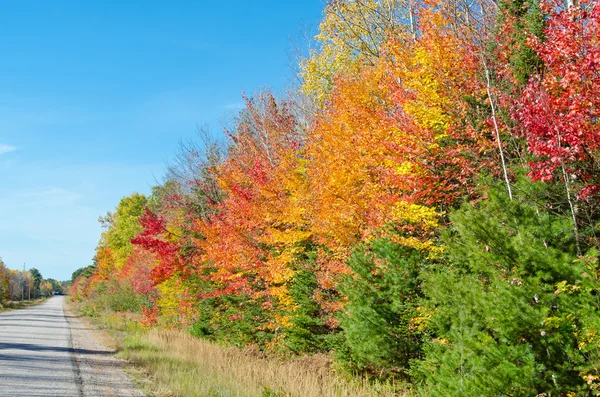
[285,267,333,354]
[412,179,600,396]
[338,239,429,378]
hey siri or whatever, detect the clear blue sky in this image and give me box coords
[0,0,323,280]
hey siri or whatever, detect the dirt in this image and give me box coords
[63,299,146,397]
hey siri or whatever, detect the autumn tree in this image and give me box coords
[192,91,310,338]
[72,0,600,391]
[301,0,415,106]
[96,193,148,277]
[513,0,600,252]
[304,0,496,313]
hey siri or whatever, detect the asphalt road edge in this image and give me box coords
[63,302,85,397]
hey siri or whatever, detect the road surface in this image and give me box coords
[0,296,144,397]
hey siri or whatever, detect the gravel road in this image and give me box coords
[0,296,145,397]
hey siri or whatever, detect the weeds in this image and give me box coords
[119,329,400,397]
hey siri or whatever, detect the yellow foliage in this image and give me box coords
[301,0,410,106]
[157,277,194,326]
[409,306,434,331]
[390,201,440,229]
[577,325,600,351]
[384,6,484,140]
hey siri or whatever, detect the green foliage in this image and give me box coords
[284,268,332,354]
[498,0,545,85]
[71,265,95,283]
[261,387,286,397]
[29,268,42,298]
[189,303,214,338]
[45,278,64,294]
[412,179,600,396]
[99,193,147,270]
[82,279,150,316]
[191,294,274,349]
[105,281,149,313]
[337,239,428,376]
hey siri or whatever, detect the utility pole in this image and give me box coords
[21,264,24,302]
[24,263,29,301]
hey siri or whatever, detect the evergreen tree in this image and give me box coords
[29,268,42,299]
[338,239,429,377]
[285,267,332,354]
[412,179,600,396]
[498,0,545,86]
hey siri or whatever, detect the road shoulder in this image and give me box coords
[63,299,146,397]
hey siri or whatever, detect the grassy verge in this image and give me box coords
[71,303,402,397]
[120,329,400,397]
[0,298,48,312]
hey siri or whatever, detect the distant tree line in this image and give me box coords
[0,258,67,305]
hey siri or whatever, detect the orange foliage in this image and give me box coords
[305,2,491,294]
[194,92,308,312]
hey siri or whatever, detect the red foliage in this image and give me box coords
[141,306,159,327]
[514,0,600,197]
[119,246,157,295]
[131,208,182,284]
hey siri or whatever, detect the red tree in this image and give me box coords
[514,0,600,198]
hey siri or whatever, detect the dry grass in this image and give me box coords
[70,302,406,397]
[120,329,403,397]
[0,298,47,312]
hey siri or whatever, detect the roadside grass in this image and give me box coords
[120,329,400,397]
[73,304,402,397]
[0,298,48,312]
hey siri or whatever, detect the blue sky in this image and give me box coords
[0,0,323,280]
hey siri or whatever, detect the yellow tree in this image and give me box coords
[305,66,441,305]
[304,0,493,312]
[94,193,148,280]
[301,0,415,106]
